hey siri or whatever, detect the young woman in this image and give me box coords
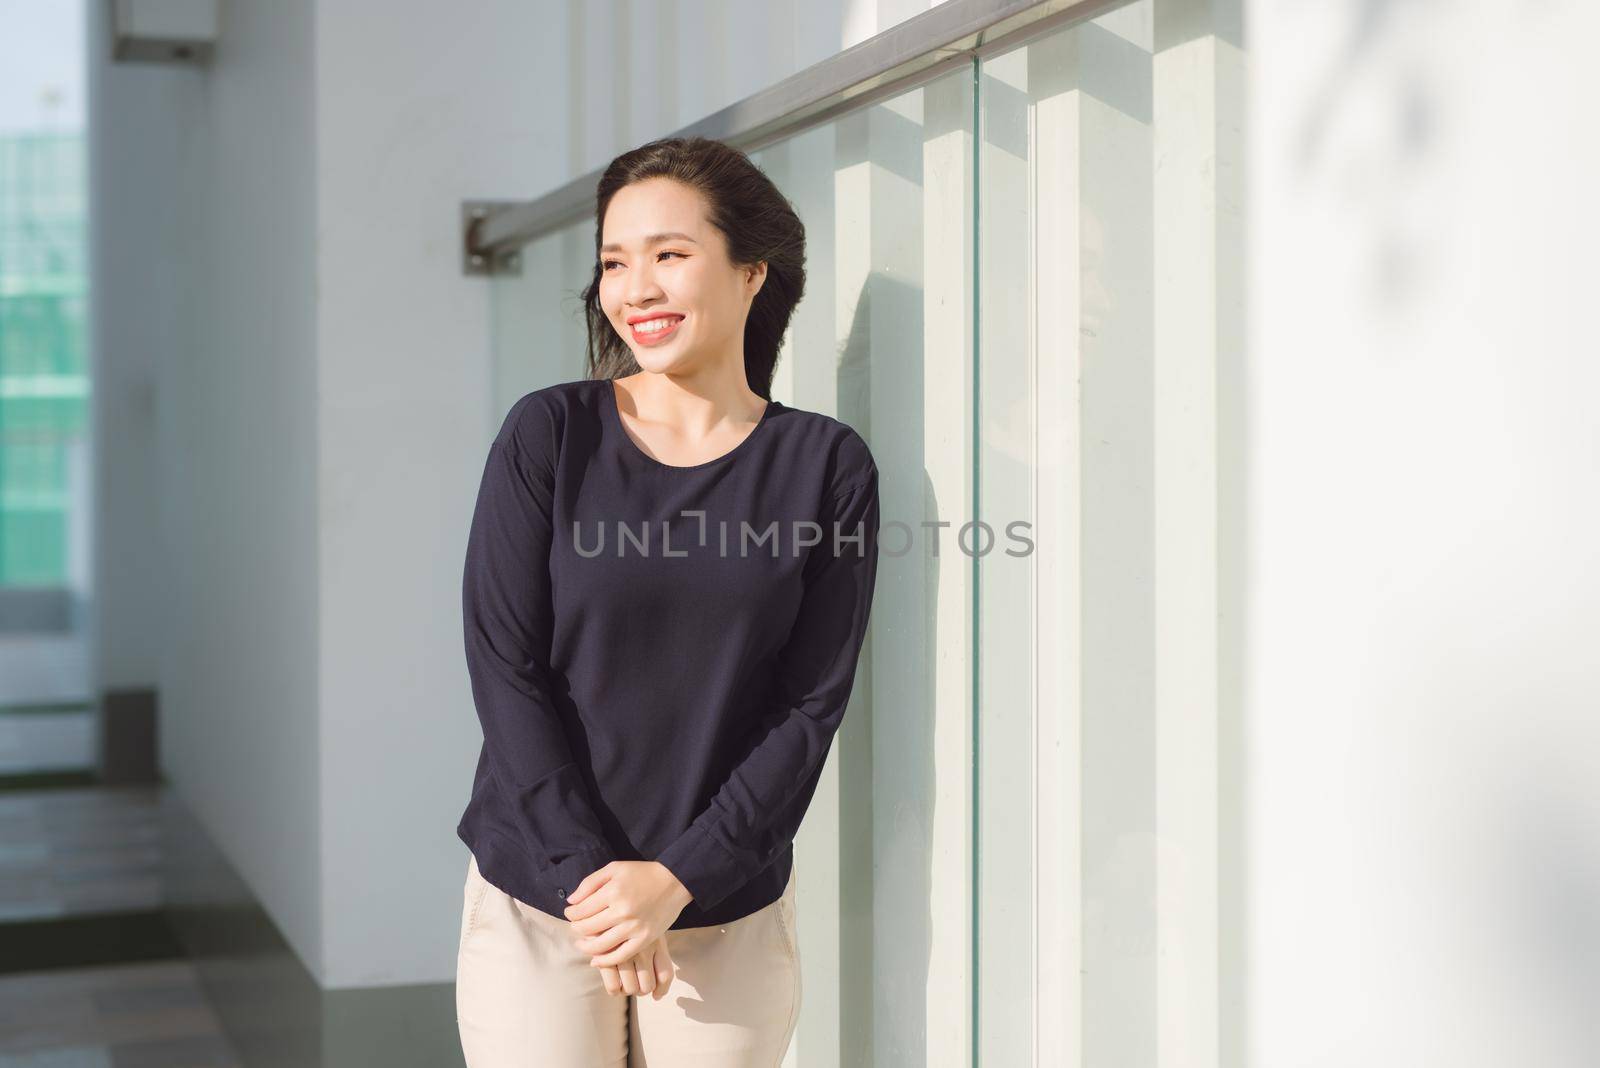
[454,136,881,1066]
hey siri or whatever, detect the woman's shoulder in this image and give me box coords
[506,377,602,419]
[764,400,876,497]
[492,379,605,453]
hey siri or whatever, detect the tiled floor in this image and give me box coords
[0,788,161,922]
[0,745,242,1065]
[0,960,240,1067]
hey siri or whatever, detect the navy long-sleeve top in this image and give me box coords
[456,377,880,929]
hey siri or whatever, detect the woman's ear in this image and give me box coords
[746,260,768,298]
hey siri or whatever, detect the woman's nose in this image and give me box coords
[625,266,662,303]
[626,282,662,306]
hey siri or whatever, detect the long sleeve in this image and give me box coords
[654,459,881,911]
[462,399,617,894]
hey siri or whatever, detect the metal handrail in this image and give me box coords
[461,0,1115,272]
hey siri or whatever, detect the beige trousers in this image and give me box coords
[456,854,801,1067]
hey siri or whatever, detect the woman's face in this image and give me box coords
[598,177,765,375]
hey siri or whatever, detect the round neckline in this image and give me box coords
[602,378,777,471]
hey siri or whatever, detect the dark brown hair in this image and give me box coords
[581,136,807,399]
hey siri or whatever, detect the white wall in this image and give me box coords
[1245,1,1600,1065]
[96,0,327,973]
[311,0,573,988]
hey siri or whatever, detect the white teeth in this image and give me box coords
[636,316,681,334]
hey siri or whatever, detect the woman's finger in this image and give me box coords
[589,933,647,968]
[620,960,640,996]
[632,954,654,995]
[651,939,675,999]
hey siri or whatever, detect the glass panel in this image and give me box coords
[749,67,975,1067]
[977,1,1244,1064]
[488,219,593,419]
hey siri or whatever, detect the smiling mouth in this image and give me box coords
[630,315,684,342]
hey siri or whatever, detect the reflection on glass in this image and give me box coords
[978,1,1243,1065]
[751,67,975,1066]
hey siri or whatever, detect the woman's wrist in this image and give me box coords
[655,862,696,911]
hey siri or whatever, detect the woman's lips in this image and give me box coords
[630,315,683,346]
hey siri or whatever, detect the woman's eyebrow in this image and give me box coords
[599,232,700,254]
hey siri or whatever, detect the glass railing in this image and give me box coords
[485,0,1243,1061]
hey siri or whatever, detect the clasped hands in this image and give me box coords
[562,860,695,999]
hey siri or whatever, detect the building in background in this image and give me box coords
[0,129,89,592]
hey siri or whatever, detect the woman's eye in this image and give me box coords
[601,251,684,271]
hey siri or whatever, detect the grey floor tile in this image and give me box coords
[107,1035,238,1068]
[0,1047,114,1068]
